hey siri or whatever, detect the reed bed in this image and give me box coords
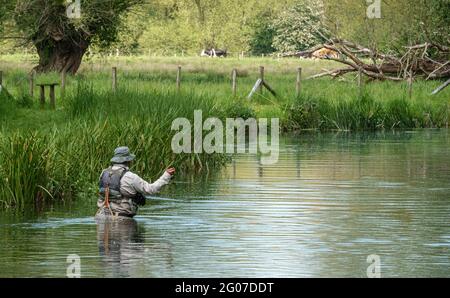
[284,81,449,131]
[0,83,229,209]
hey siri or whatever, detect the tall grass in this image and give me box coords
[285,80,449,131]
[0,132,56,208]
[0,82,229,209]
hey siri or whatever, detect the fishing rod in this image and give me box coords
[144,196,184,202]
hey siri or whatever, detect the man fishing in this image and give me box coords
[96,146,175,219]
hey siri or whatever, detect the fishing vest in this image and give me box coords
[98,166,147,206]
[99,166,128,201]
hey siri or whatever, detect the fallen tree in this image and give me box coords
[280,39,450,82]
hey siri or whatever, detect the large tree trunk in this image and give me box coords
[33,38,89,75]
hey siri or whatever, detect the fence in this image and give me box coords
[2,63,422,108]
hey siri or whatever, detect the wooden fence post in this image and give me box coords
[176,65,181,92]
[408,73,413,99]
[49,84,56,109]
[29,71,35,98]
[39,85,45,107]
[358,68,363,99]
[259,66,265,94]
[61,70,66,98]
[232,68,237,97]
[112,67,117,93]
[296,67,302,97]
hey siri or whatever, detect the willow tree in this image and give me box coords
[10,0,142,74]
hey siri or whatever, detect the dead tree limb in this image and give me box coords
[281,39,450,82]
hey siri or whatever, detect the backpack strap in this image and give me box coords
[119,167,128,183]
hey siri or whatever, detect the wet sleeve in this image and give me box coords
[129,172,172,196]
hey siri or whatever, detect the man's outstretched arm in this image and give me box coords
[129,169,175,196]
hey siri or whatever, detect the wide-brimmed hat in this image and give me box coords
[110,146,136,164]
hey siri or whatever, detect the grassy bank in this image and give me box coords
[285,80,449,131]
[0,55,449,208]
[0,83,229,209]
[1,55,448,131]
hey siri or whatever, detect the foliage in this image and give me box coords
[2,0,448,57]
[271,0,328,52]
[11,0,142,48]
[249,12,277,55]
[324,0,450,53]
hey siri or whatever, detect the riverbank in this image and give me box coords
[0,55,449,209]
[2,55,449,131]
[0,85,229,209]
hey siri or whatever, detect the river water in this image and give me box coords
[0,130,449,277]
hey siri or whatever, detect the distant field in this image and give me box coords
[0,53,342,75]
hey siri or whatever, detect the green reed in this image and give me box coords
[0,82,229,209]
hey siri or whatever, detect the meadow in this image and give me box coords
[0,54,449,209]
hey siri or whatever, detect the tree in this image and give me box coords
[9,0,142,74]
[249,12,277,55]
[0,0,15,37]
[324,0,450,53]
[137,0,297,55]
[271,0,328,52]
[97,4,155,56]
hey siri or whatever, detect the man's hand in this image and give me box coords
[166,167,176,176]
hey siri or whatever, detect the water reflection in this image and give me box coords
[96,219,142,277]
[96,218,174,277]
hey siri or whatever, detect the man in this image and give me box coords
[96,146,175,219]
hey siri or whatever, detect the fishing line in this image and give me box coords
[145,196,184,202]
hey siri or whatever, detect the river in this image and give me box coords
[0,130,449,277]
